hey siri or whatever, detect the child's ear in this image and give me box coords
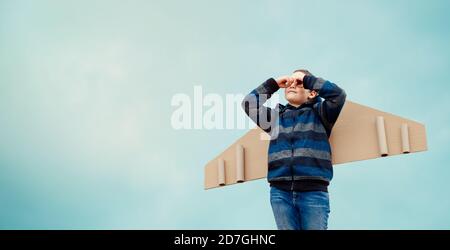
[309,90,318,99]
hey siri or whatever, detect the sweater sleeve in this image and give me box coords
[241,78,279,133]
[303,75,347,131]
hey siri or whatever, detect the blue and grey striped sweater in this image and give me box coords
[241,75,346,191]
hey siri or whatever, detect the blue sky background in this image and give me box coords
[1,0,449,229]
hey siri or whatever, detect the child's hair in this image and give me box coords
[293,69,312,77]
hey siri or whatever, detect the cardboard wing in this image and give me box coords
[204,100,427,190]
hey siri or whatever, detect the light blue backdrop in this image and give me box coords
[1,0,449,229]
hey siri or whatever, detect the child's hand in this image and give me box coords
[275,76,295,88]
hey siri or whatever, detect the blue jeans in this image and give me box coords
[270,186,330,230]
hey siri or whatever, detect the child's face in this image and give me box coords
[284,82,315,106]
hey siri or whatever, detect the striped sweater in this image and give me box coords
[241,75,346,191]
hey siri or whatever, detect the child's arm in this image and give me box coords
[303,74,347,131]
[241,77,289,132]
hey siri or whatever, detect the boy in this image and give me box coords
[241,69,346,230]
